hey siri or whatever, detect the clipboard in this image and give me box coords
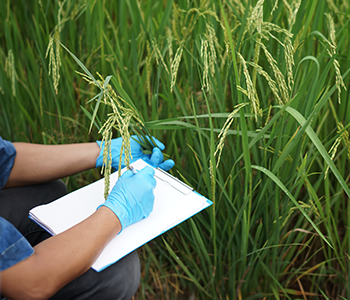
[29,159,212,272]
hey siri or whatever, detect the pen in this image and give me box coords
[129,165,137,175]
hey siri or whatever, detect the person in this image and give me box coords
[0,136,174,300]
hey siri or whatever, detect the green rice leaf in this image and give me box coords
[163,238,212,298]
[283,106,350,199]
[58,41,101,89]
[252,165,332,248]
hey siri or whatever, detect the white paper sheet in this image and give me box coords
[29,159,212,271]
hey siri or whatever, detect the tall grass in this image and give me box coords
[1,0,350,299]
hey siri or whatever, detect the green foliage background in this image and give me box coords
[1,0,350,299]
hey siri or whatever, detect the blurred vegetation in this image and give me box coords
[1,0,350,299]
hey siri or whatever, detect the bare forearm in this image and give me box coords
[5,142,100,188]
[0,207,121,300]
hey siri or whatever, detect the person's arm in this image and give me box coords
[4,142,100,188]
[0,166,156,300]
[4,137,174,189]
[0,206,121,300]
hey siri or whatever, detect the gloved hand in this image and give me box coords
[98,166,157,232]
[96,135,175,171]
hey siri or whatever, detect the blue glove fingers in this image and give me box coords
[158,159,175,171]
[149,137,165,150]
[149,148,163,167]
[132,135,165,151]
[120,169,134,179]
[137,165,155,175]
[148,147,175,171]
[137,166,156,188]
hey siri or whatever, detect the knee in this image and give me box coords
[122,251,141,298]
[50,251,141,300]
[103,250,141,299]
[41,180,68,202]
[49,179,68,198]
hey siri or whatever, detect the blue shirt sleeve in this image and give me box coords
[0,137,17,190]
[0,217,34,271]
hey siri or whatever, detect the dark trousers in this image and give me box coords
[0,180,140,300]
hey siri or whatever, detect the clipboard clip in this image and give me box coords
[155,168,193,195]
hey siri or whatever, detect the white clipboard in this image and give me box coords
[29,159,212,272]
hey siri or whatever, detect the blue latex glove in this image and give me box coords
[96,135,175,171]
[98,166,157,232]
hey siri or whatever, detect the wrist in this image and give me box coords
[96,206,122,235]
[95,141,103,168]
[91,142,102,167]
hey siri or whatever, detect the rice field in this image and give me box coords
[1,0,350,299]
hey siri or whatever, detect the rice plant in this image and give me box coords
[1,0,349,299]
